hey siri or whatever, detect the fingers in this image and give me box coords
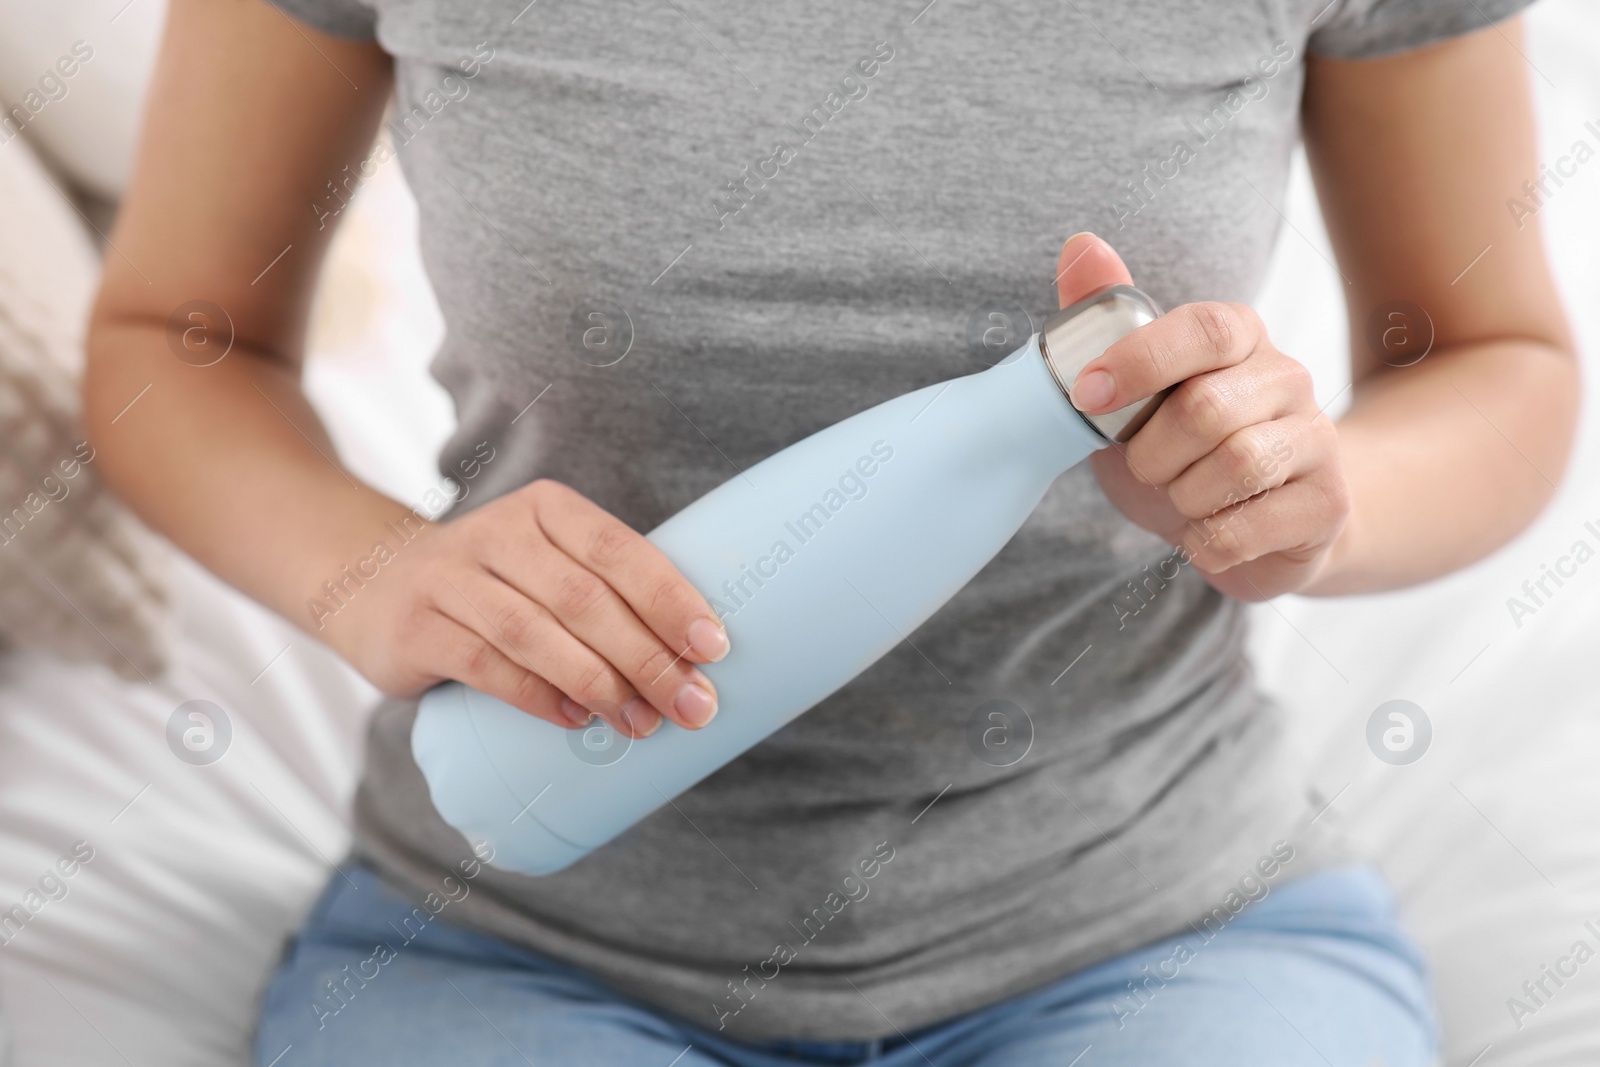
[362,479,735,735]
[1172,466,1350,576]
[529,480,729,665]
[1086,448,1188,535]
[1055,232,1134,308]
[1123,356,1314,486]
[476,541,719,732]
[432,569,668,739]
[1071,301,1267,418]
[1164,415,1333,521]
[429,610,575,730]
[1044,251,1349,597]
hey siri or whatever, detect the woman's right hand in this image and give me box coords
[320,479,728,739]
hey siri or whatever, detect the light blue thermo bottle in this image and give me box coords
[413,284,1170,875]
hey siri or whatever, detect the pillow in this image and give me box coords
[0,132,168,682]
[0,1,167,202]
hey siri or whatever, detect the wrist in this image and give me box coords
[296,495,438,645]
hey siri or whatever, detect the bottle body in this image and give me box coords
[413,285,1166,875]
[412,337,1104,873]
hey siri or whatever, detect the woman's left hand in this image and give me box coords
[1054,233,1352,602]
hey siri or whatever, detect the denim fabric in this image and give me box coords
[255,862,1436,1066]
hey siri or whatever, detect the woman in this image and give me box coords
[85,0,1576,1063]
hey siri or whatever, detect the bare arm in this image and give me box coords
[1301,16,1578,593]
[85,0,726,737]
[85,0,402,616]
[1065,16,1578,602]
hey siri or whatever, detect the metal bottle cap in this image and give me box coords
[1038,284,1170,445]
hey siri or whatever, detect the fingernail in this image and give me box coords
[1064,230,1097,247]
[1072,367,1116,412]
[560,696,593,728]
[687,616,729,662]
[674,681,718,728]
[619,697,662,737]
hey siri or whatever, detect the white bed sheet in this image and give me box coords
[0,3,1597,1064]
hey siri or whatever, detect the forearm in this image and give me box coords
[83,319,428,633]
[1304,337,1579,595]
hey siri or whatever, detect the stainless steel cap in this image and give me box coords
[1038,284,1169,445]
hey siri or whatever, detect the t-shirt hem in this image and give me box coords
[351,787,1355,1043]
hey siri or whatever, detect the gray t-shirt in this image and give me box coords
[273,0,1530,1041]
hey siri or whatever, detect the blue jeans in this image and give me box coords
[254,862,1437,1066]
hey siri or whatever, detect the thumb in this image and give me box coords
[1055,232,1134,308]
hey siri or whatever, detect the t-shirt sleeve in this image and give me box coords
[266,0,378,40]
[1307,0,1538,59]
